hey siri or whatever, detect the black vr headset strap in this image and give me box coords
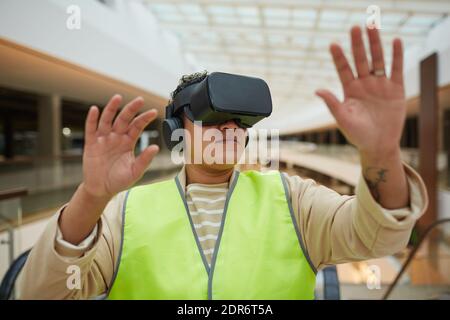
[162,102,184,151]
[172,84,198,114]
[162,83,199,151]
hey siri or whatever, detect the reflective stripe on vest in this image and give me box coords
[107,170,316,299]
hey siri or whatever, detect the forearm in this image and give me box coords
[59,183,112,245]
[289,162,426,269]
[17,211,108,299]
[360,148,409,210]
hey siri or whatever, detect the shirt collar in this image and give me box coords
[176,165,240,193]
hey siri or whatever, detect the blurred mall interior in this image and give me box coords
[0,0,450,299]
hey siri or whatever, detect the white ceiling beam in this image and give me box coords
[187,47,394,63]
[195,51,331,62]
[160,22,427,42]
[181,41,398,57]
[142,0,450,15]
[206,64,338,78]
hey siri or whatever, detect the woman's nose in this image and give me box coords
[218,119,240,131]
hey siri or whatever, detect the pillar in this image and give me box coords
[37,94,61,158]
[417,53,438,231]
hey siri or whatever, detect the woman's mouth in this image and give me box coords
[215,137,239,145]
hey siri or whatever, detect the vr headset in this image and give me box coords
[162,72,272,150]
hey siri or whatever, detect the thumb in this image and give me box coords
[132,145,159,180]
[315,89,344,123]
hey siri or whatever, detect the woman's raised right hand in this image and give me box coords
[82,94,160,199]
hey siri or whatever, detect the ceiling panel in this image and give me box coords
[141,0,449,122]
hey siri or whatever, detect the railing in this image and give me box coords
[0,187,28,267]
[382,218,450,300]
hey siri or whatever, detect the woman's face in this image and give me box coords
[182,113,247,169]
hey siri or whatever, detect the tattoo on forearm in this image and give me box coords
[363,167,388,202]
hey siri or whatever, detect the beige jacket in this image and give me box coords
[17,164,427,299]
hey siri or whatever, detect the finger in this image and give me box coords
[367,27,386,76]
[113,97,145,134]
[391,38,404,85]
[330,43,355,89]
[132,145,159,180]
[127,109,158,141]
[97,94,122,135]
[315,89,344,123]
[84,106,99,145]
[351,25,370,78]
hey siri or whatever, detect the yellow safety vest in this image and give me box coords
[107,170,316,299]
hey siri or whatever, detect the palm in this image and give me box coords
[84,134,134,195]
[316,26,406,155]
[82,95,159,198]
[339,77,405,149]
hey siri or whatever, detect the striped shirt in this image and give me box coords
[185,182,228,266]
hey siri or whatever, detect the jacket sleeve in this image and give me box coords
[284,163,428,271]
[16,191,126,299]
